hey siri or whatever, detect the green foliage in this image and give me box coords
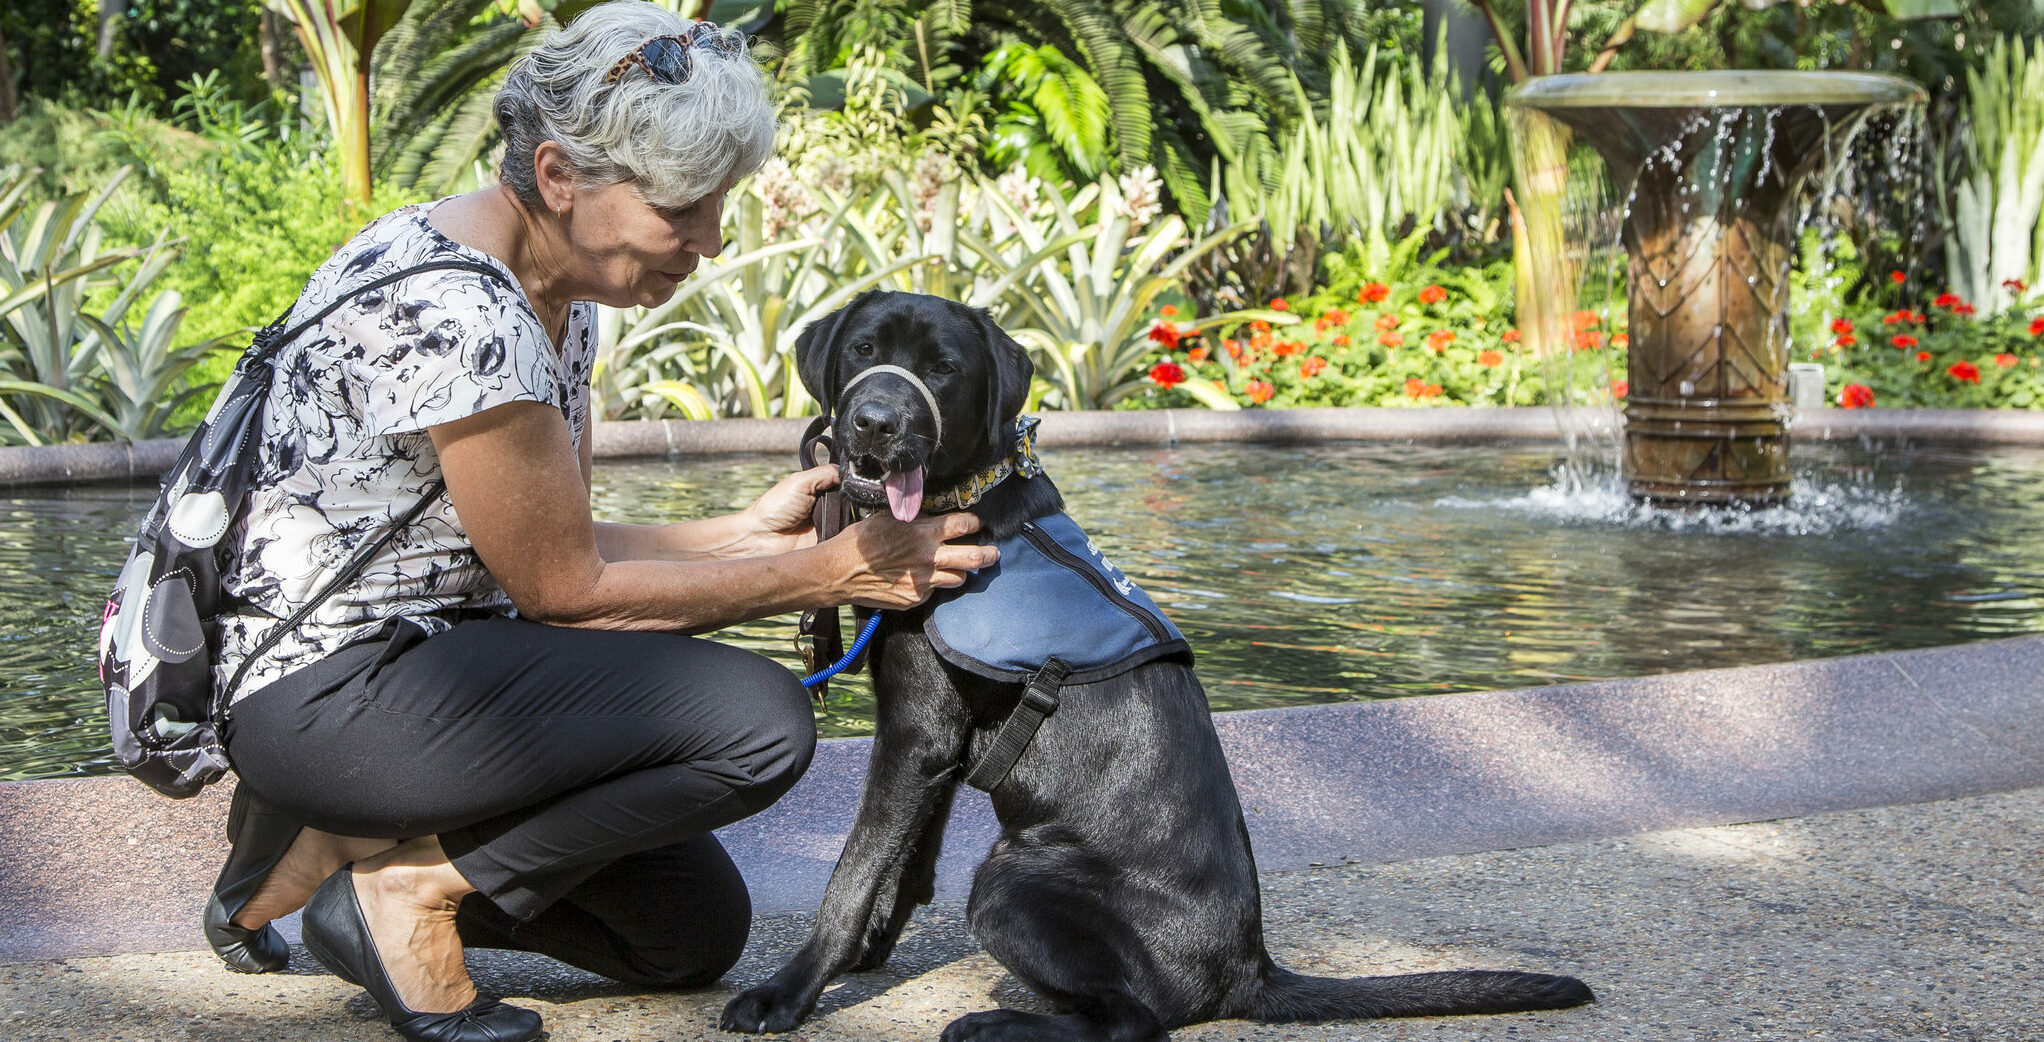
[978,42,1113,186]
[0,166,223,444]
[1941,34,2044,318]
[1820,293,2044,408]
[371,0,554,195]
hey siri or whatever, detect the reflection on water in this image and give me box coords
[6,440,2044,780]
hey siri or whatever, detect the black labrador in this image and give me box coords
[721,290,1593,1041]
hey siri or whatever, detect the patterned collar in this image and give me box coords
[924,416,1043,514]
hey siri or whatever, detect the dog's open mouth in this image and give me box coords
[841,456,925,523]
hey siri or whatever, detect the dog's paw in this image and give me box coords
[720,983,814,1034]
[938,1009,1054,1042]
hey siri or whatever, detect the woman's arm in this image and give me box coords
[593,466,839,562]
[431,400,994,634]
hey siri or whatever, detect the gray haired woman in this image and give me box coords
[196,3,996,1040]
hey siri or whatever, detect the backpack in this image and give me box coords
[98,260,510,798]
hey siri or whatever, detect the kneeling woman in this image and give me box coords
[200,3,995,1040]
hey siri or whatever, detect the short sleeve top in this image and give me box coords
[215,199,596,703]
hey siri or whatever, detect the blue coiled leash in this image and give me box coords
[801,611,881,688]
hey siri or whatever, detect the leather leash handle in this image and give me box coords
[797,415,852,703]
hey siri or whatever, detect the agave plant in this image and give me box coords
[1943,34,2044,317]
[0,167,218,444]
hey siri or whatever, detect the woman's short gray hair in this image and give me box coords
[495,0,776,211]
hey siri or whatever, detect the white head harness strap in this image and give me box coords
[840,364,944,447]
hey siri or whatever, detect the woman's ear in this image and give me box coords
[531,141,577,215]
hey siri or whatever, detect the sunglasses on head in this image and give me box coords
[604,22,738,87]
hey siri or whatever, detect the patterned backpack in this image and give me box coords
[98,260,504,798]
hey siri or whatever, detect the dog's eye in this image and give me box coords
[927,361,956,376]
[852,342,875,357]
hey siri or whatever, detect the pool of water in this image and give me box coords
[6,439,2044,781]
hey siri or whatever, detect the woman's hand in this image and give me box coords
[828,512,999,609]
[735,464,840,555]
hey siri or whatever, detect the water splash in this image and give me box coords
[1437,466,1910,536]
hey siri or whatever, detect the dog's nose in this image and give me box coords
[849,402,900,441]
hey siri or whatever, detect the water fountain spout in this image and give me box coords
[1507,71,1924,506]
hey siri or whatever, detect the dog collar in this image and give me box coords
[925,415,1043,514]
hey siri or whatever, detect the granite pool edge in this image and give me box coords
[5,633,2042,963]
[9,407,2044,488]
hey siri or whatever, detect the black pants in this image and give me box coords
[223,614,816,987]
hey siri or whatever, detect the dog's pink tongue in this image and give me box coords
[885,468,925,523]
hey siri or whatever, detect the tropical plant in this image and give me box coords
[370,0,560,194]
[1941,34,2044,318]
[267,0,416,203]
[0,167,219,444]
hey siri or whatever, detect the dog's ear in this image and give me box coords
[977,309,1034,444]
[795,291,879,412]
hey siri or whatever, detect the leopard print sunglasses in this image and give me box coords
[603,22,738,87]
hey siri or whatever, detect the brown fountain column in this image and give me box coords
[1507,73,1924,507]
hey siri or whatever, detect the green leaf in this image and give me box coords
[1632,0,1723,35]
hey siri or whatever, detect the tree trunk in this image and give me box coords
[0,21,17,125]
[98,0,128,59]
[260,7,290,89]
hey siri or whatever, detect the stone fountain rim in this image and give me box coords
[1504,70,1927,111]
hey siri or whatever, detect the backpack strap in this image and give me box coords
[246,258,519,368]
[217,479,447,713]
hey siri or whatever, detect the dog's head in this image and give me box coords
[795,291,1032,522]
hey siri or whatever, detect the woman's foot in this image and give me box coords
[349,837,482,1014]
[231,829,398,931]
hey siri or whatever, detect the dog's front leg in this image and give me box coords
[722,651,968,1033]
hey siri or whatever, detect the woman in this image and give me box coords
[198,4,995,1041]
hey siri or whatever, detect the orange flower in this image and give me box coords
[1246,379,1275,403]
[1149,361,1186,388]
[1417,285,1447,305]
[1301,356,1328,378]
[1949,360,1981,383]
[1612,333,1629,348]
[1425,329,1457,351]
[1836,333,1858,347]
[1838,383,1875,409]
[1378,331,1404,347]
[1916,351,1932,362]
[1250,330,1275,351]
[1404,377,1428,397]
[1224,339,1243,360]
[1314,309,1350,332]
[1188,345,1209,363]
[1829,318,1854,334]
[1359,282,1389,303]
[1478,349,1503,367]
[1274,340,1305,357]
[1501,329,1522,343]
[1375,314,1401,331]
[1995,352,2018,368]
[1332,334,1350,347]
[1611,379,1629,399]
[1270,298,1290,311]
[1574,330,1604,351]
[1160,304,1179,317]
[1571,310,1600,331]
[1147,321,1183,348]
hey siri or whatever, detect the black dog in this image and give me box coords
[721,291,1593,1041]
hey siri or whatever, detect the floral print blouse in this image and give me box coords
[215,200,595,703]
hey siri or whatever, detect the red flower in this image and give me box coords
[1829,318,1855,334]
[1949,360,1981,383]
[1313,309,1350,332]
[1149,361,1186,388]
[1250,319,1272,332]
[1359,282,1389,303]
[1188,345,1209,363]
[1611,380,1629,399]
[1892,334,1919,349]
[1375,314,1401,331]
[1836,333,1858,347]
[1418,285,1448,306]
[1882,312,1904,325]
[1378,331,1405,347]
[1502,329,1522,343]
[1301,356,1328,378]
[1575,330,1604,351]
[1332,334,1350,347]
[1890,270,1906,284]
[1935,293,1962,308]
[1838,383,1875,409]
[1956,303,1977,317]
[1995,353,2018,368]
[1273,340,1305,357]
[1223,339,1243,360]
[1917,351,1932,362]
[1270,298,1290,311]
[1426,330,1456,352]
[1571,310,1600,331]
[1160,304,1179,318]
[2003,278,2029,294]
[1246,379,1275,403]
[1478,349,1504,368]
[2030,316,2044,337]
[1147,322,1183,348]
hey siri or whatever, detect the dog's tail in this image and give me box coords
[1254,966,1594,1022]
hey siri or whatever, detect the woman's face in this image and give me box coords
[565,178,729,309]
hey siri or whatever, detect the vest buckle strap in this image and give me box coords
[963,657,1071,793]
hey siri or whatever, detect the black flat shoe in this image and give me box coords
[301,866,544,1042]
[203,783,303,973]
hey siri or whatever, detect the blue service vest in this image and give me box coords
[924,512,1190,684]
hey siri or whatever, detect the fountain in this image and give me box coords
[1505,71,1926,506]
